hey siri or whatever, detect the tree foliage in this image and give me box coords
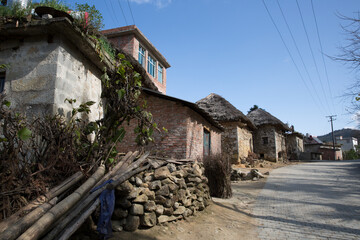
[336,14,360,115]
[248,104,259,113]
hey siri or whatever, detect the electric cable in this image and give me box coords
[117,0,128,25]
[276,0,327,113]
[127,0,136,25]
[261,0,326,115]
[311,0,336,114]
[296,0,332,115]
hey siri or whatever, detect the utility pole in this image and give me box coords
[326,115,337,160]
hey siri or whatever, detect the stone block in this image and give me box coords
[144,201,156,212]
[133,194,148,203]
[140,212,157,227]
[113,208,128,219]
[130,204,144,215]
[124,215,140,232]
[149,180,162,190]
[156,185,170,197]
[157,215,176,224]
[173,206,186,215]
[154,166,171,180]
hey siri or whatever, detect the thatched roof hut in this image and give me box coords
[196,93,256,130]
[247,108,290,131]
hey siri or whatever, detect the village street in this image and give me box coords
[254,160,360,240]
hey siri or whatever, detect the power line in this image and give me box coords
[117,0,128,25]
[311,0,336,115]
[295,0,332,115]
[261,0,326,115]
[127,0,136,25]
[104,0,118,26]
[276,0,327,113]
[108,0,122,26]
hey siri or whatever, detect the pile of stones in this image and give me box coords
[231,168,265,181]
[112,162,211,232]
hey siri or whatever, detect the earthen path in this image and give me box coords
[253,160,360,240]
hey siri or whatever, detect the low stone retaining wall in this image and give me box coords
[112,162,211,232]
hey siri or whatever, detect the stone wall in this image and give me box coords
[274,129,286,160]
[286,135,304,160]
[253,125,277,161]
[220,122,253,164]
[112,162,211,232]
[220,122,239,163]
[0,34,103,122]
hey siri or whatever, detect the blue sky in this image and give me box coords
[64,0,359,136]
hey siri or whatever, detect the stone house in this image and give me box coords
[196,93,256,164]
[0,17,111,121]
[102,25,170,94]
[303,135,343,160]
[247,108,290,162]
[117,89,223,160]
[286,131,304,160]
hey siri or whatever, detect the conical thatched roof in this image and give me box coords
[247,108,290,131]
[196,93,256,129]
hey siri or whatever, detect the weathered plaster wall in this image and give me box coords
[0,35,103,121]
[238,126,253,161]
[117,92,221,160]
[0,35,58,117]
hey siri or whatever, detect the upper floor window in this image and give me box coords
[262,137,268,145]
[138,46,146,67]
[0,71,5,93]
[158,64,163,83]
[147,55,156,78]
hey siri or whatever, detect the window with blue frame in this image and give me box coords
[147,55,156,78]
[138,46,146,67]
[158,65,163,83]
[0,72,5,93]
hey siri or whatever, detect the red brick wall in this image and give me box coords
[107,35,135,56]
[117,92,222,160]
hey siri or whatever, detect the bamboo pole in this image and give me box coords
[42,151,145,240]
[43,153,149,240]
[0,171,83,234]
[17,165,105,240]
[42,153,136,240]
[0,198,58,240]
[57,198,100,240]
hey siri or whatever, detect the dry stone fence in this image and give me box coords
[112,161,211,232]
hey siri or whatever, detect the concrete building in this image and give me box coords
[0,17,111,121]
[102,25,170,94]
[336,136,358,152]
[118,89,223,160]
[247,108,290,162]
[196,93,256,164]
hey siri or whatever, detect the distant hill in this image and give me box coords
[318,128,360,143]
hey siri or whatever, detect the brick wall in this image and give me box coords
[107,34,135,57]
[117,92,222,160]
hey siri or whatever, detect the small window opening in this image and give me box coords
[0,71,5,93]
[203,129,211,156]
[260,153,265,159]
[262,137,268,145]
[278,152,282,158]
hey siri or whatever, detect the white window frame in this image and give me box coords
[138,45,146,67]
[158,64,163,83]
[147,55,156,78]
